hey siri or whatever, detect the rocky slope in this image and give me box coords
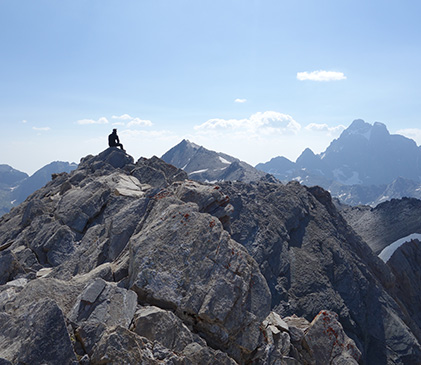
[162,139,273,183]
[0,148,420,364]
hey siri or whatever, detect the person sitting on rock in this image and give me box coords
[108,128,125,151]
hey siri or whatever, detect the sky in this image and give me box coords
[1,0,421,175]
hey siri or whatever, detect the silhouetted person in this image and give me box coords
[108,128,125,151]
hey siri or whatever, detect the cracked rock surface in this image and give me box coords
[0,148,421,364]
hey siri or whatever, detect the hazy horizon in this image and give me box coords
[1,1,421,175]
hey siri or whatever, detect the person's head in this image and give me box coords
[113,128,117,133]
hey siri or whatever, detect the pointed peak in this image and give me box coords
[178,139,200,150]
[301,148,316,156]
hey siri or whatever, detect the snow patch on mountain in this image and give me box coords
[189,169,209,175]
[219,156,231,164]
[379,233,421,263]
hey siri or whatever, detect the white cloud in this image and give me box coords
[396,128,421,145]
[77,117,109,125]
[22,120,27,124]
[194,111,301,137]
[112,114,133,120]
[305,123,346,136]
[32,126,51,131]
[235,98,247,103]
[127,118,153,127]
[297,70,346,82]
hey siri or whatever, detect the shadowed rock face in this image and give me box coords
[387,239,421,343]
[220,181,421,364]
[0,148,420,364]
[338,197,421,254]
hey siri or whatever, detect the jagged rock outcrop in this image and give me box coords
[0,148,271,364]
[220,180,421,364]
[1,147,421,364]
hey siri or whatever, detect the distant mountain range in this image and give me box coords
[160,120,421,206]
[2,119,420,213]
[256,119,421,205]
[0,161,77,215]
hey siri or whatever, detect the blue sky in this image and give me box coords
[1,0,421,174]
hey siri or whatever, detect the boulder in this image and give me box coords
[0,251,15,285]
[90,325,185,364]
[129,194,271,361]
[132,155,188,188]
[303,310,361,365]
[183,342,237,364]
[132,305,206,352]
[69,278,137,328]
[0,299,77,364]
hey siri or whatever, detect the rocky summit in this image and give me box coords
[0,147,421,364]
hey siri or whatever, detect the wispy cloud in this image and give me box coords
[77,117,109,125]
[110,114,153,127]
[127,118,153,127]
[396,128,421,145]
[32,126,51,131]
[297,70,346,82]
[194,111,301,137]
[112,114,133,121]
[234,98,247,103]
[305,123,346,136]
[22,120,27,124]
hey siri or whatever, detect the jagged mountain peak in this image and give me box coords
[257,119,421,197]
[162,140,270,183]
[296,147,319,167]
[339,120,390,144]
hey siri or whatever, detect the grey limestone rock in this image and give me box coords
[0,299,77,364]
[169,179,234,229]
[79,147,134,171]
[90,325,185,364]
[129,189,271,361]
[70,278,137,328]
[303,310,361,365]
[1,149,421,364]
[0,251,15,285]
[183,342,237,364]
[132,305,208,353]
[132,155,188,188]
[220,180,421,364]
